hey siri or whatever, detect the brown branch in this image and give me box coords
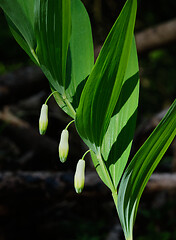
[0,66,47,105]
[136,19,176,54]
[1,19,175,100]
[0,106,58,158]
[0,106,85,168]
[0,171,176,197]
[94,18,176,58]
[0,106,29,127]
[146,173,176,192]
[106,224,122,240]
[0,171,174,240]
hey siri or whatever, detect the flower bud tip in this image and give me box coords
[74,159,85,194]
[59,129,69,163]
[39,104,48,135]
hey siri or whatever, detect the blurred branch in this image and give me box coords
[106,224,122,240]
[95,18,176,59]
[0,105,85,168]
[172,140,176,172]
[136,18,176,54]
[0,171,176,196]
[0,106,58,158]
[0,66,47,105]
[0,106,29,127]
[146,173,176,192]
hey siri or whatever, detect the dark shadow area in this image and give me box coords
[71,77,88,110]
[65,45,89,111]
[65,45,72,90]
[105,108,138,167]
[112,72,139,117]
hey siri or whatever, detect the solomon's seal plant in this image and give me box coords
[1,0,175,239]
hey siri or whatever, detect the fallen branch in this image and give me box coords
[0,106,58,159]
[2,18,175,102]
[106,224,122,240]
[0,66,47,105]
[0,171,176,196]
[146,173,176,192]
[136,18,176,54]
[132,108,176,165]
[94,18,176,59]
[0,106,85,168]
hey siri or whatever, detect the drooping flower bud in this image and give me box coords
[39,104,48,135]
[59,129,69,163]
[74,159,85,194]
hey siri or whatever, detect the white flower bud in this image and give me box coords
[39,104,48,135]
[59,129,69,163]
[74,159,85,194]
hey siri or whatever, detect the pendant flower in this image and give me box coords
[39,104,48,135]
[59,129,69,163]
[74,159,85,194]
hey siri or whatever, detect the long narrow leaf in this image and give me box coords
[100,38,139,189]
[1,0,94,119]
[76,0,137,150]
[90,39,139,190]
[52,0,94,118]
[117,99,176,240]
[65,0,94,111]
[34,0,71,93]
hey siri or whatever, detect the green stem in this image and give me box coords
[96,148,118,212]
[112,190,118,211]
[96,148,116,193]
[82,149,92,160]
[45,91,58,104]
[63,95,76,118]
[65,120,75,130]
[31,49,40,65]
[126,237,133,240]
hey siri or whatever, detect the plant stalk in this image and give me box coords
[63,95,76,118]
[97,149,116,193]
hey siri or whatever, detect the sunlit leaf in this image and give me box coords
[117,99,176,240]
[52,0,94,118]
[76,0,137,151]
[34,0,71,93]
[100,38,139,189]
[75,0,137,191]
[90,39,139,190]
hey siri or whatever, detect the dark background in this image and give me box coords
[0,0,176,239]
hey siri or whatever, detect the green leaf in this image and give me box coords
[34,0,71,93]
[1,0,94,119]
[117,99,176,240]
[65,0,94,111]
[90,39,139,190]
[0,0,37,63]
[52,0,94,118]
[75,0,137,191]
[76,0,137,150]
[100,38,139,189]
